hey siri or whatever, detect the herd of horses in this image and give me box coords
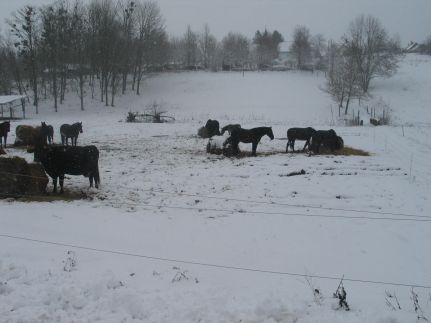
[0,118,343,194]
[1,120,99,193]
[201,120,343,156]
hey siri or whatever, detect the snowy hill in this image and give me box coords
[1,54,431,322]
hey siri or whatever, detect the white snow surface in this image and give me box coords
[1,54,431,322]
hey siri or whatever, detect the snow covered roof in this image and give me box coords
[0,95,26,105]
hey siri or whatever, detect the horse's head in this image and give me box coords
[78,122,83,133]
[267,127,274,140]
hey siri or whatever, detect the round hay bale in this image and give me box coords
[0,156,48,197]
[15,125,42,146]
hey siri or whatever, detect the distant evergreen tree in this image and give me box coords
[253,29,284,66]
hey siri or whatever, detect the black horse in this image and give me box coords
[0,121,10,149]
[41,122,54,144]
[60,122,83,146]
[310,129,339,154]
[205,119,221,137]
[226,127,274,156]
[221,124,241,135]
[286,127,315,152]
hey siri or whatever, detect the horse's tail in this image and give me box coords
[91,147,100,188]
[94,166,101,188]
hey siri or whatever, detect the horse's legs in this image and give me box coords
[286,140,289,153]
[4,134,7,148]
[252,141,258,156]
[232,140,240,155]
[291,139,295,152]
[303,139,309,151]
[52,177,58,193]
[89,173,94,188]
[59,174,65,194]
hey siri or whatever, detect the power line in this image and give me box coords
[134,202,431,222]
[1,191,429,223]
[132,187,431,220]
[1,170,429,221]
[1,233,430,289]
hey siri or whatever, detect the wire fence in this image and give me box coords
[1,233,430,290]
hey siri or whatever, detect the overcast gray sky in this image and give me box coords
[1,0,430,44]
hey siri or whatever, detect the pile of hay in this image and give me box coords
[206,136,237,157]
[318,146,370,156]
[0,156,48,197]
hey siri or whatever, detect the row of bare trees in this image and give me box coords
[325,15,402,114]
[0,0,287,112]
[1,0,168,112]
[0,2,403,116]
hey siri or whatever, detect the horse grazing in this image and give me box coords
[60,122,83,146]
[226,127,274,156]
[41,122,54,144]
[0,121,10,148]
[205,119,221,137]
[310,129,339,154]
[34,144,100,193]
[286,127,315,152]
[221,124,241,135]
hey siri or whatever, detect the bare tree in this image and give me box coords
[221,32,250,69]
[290,25,312,69]
[118,0,136,94]
[311,33,326,70]
[8,5,41,113]
[70,0,89,111]
[198,24,217,70]
[346,15,402,93]
[134,0,164,95]
[325,40,362,115]
[182,25,199,68]
[0,38,14,94]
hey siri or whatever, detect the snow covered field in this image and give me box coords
[1,54,431,322]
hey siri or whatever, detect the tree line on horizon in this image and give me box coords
[0,0,411,114]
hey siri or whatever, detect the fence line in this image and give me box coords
[1,233,430,289]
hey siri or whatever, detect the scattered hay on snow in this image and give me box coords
[318,146,370,156]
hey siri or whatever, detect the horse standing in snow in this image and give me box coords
[226,127,274,156]
[41,122,54,144]
[60,122,83,146]
[286,127,315,152]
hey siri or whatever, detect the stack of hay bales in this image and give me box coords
[0,156,48,197]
